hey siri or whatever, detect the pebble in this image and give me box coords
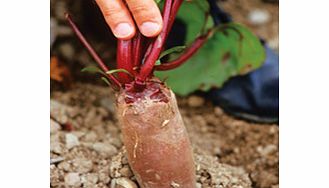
[81,173,99,186]
[196,183,202,188]
[213,147,221,156]
[248,9,270,25]
[187,96,205,107]
[268,36,279,52]
[269,126,277,135]
[214,107,224,116]
[83,131,98,142]
[101,98,115,113]
[93,142,118,157]
[50,157,64,164]
[58,43,75,60]
[72,158,93,173]
[50,141,64,154]
[98,172,111,184]
[109,137,123,148]
[257,144,277,156]
[58,161,72,172]
[113,177,138,188]
[64,173,81,187]
[50,119,61,134]
[119,165,133,177]
[65,133,80,150]
[50,100,71,124]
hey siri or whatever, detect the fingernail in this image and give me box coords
[140,22,161,37]
[114,23,134,38]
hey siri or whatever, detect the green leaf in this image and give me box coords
[81,65,108,77]
[160,46,186,59]
[101,77,111,86]
[155,23,266,96]
[176,0,213,44]
[154,0,162,4]
[81,65,103,74]
[106,69,132,77]
[155,60,161,65]
[193,0,210,13]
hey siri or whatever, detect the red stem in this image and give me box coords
[132,32,143,69]
[167,0,183,35]
[117,39,134,84]
[65,13,121,87]
[138,0,173,81]
[155,30,212,71]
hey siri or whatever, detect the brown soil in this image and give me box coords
[50,84,278,188]
[220,0,279,51]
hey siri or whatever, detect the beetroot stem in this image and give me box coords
[117,39,134,84]
[167,0,183,34]
[132,32,143,69]
[155,30,212,71]
[138,0,173,81]
[65,13,121,87]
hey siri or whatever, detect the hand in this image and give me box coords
[95,0,163,40]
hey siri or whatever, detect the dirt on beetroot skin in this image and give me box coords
[50,83,278,188]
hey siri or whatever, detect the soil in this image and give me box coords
[220,0,279,51]
[50,84,278,188]
[51,0,278,187]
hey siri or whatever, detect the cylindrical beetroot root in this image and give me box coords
[116,81,196,188]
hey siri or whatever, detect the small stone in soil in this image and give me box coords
[58,43,75,60]
[248,9,270,25]
[214,107,224,116]
[187,96,205,107]
[50,157,64,164]
[81,173,99,186]
[257,144,277,157]
[64,172,81,187]
[98,172,111,184]
[58,161,72,172]
[83,131,98,142]
[113,177,138,188]
[50,119,61,134]
[119,166,133,177]
[100,98,115,113]
[72,158,93,173]
[93,142,118,158]
[65,133,80,149]
[50,141,64,154]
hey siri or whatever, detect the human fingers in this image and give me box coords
[95,0,136,39]
[125,0,163,37]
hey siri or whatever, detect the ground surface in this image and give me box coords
[50,84,278,188]
[51,0,279,187]
[221,0,279,51]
